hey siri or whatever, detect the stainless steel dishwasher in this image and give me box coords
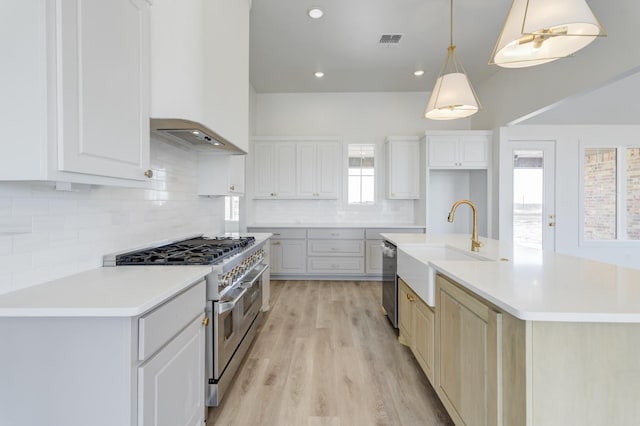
[381,240,398,328]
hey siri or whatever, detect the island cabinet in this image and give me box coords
[434,273,640,426]
[435,274,501,426]
[1,0,152,186]
[398,278,435,383]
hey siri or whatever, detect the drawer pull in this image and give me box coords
[406,294,416,302]
[202,317,210,326]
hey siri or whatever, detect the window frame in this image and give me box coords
[579,141,640,247]
[345,142,377,207]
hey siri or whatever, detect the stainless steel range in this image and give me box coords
[104,234,269,407]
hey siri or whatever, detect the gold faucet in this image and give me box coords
[447,199,484,252]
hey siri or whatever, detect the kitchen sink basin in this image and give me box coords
[397,245,491,307]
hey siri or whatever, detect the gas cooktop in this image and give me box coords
[115,236,255,266]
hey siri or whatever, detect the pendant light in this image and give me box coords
[490,0,606,68]
[425,0,480,120]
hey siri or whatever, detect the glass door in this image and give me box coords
[509,142,556,250]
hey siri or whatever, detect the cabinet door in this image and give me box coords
[274,143,296,197]
[436,275,501,426]
[428,136,459,167]
[296,142,339,199]
[315,142,339,198]
[398,279,413,346]
[138,314,206,426]
[365,240,383,275]
[58,0,150,181]
[387,139,419,199]
[254,142,295,198]
[228,155,245,194]
[412,299,435,383]
[254,142,276,197]
[296,143,316,197]
[272,239,306,274]
[459,136,489,168]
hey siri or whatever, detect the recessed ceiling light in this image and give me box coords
[308,7,323,19]
[414,70,425,77]
[314,71,324,78]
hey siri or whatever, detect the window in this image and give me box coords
[224,196,240,232]
[347,144,375,204]
[582,146,640,241]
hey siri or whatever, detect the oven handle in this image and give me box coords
[217,263,268,314]
[240,263,269,289]
[217,287,247,314]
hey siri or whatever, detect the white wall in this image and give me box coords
[0,137,224,295]
[248,91,470,225]
[500,125,640,269]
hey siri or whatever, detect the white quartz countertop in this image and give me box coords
[0,266,212,317]
[382,233,640,323]
[248,224,426,229]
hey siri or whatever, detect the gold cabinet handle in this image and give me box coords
[406,293,416,302]
[202,317,210,326]
[230,185,235,191]
[144,169,153,178]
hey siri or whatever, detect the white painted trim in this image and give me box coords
[578,141,640,247]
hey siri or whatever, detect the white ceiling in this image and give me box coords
[249,0,512,93]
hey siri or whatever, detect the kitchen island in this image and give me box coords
[382,233,640,426]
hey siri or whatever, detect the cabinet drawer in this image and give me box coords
[365,228,425,240]
[307,228,364,239]
[248,227,306,239]
[307,257,364,274]
[307,240,365,256]
[138,280,206,361]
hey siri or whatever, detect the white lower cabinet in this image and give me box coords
[248,226,425,278]
[0,279,207,426]
[271,239,307,274]
[138,314,205,426]
[365,240,383,274]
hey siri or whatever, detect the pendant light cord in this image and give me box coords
[450,0,453,47]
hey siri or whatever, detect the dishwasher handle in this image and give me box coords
[381,241,396,258]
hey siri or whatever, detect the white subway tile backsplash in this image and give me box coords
[0,138,225,295]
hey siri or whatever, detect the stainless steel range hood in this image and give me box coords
[150,118,246,154]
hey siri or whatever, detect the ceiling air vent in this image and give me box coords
[378,34,403,46]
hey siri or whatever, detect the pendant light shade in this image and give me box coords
[490,0,606,68]
[425,1,480,120]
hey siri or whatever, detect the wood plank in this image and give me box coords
[207,280,453,426]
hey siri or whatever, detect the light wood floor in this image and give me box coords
[207,280,453,426]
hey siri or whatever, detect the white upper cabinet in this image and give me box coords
[253,142,297,198]
[427,132,491,169]
[296,142,340,199]
[197,155,245,196]
[253,139,341,199]
[386,137,420,199]
[0,0,151,185]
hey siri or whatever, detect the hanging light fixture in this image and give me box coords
[490,0,606,68]
[425,0,480,120]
